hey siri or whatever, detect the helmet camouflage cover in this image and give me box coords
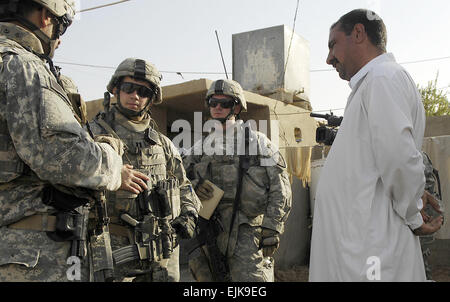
[206,79,247,112]
[32,0,76,18]
[107,58,163,105]
[0,0,76,35]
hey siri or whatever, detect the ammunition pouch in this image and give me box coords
[136,178,180,219]
[115,178,181,269]
[66,92,88,125]
[90,231,114,282]
[42,185,90,211]
[151,178,180,218]
[88,191,115,282]
[113,214,177,266]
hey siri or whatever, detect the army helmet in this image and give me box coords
[0,1,75,37]
[32,0,75,36]
[107,58,163,105]
[206,79,247,112]
[32,0,76,18]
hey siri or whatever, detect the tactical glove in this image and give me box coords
[94,135,125,156]
[171,213,197,239]
[195,180,214,201]
[260,228,280,258]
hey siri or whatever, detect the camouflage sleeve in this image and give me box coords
[422,151,436,194]
[164,138,202,217]
[258,134,292,234]
[181,142,204,189]
[4,55,123,191]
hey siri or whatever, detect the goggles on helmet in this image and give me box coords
[52,13,72,38]
[120,82,155,99]
[208,97,236,109]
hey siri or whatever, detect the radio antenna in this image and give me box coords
[215,30,229,79]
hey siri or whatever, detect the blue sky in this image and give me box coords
[56,0,450,116]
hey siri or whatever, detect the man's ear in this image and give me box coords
[112,87,118,96]
[39,7,53,28]
[234,104,242,115]
[353,23,367,44]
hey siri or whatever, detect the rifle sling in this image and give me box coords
[225,127,250,259]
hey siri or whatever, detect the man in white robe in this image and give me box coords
[309,9,443,282]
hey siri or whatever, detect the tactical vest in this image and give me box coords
[94,108,181,222]
[193,127,271,219]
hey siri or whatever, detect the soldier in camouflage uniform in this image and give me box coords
[183,79,292,282]
[0,0,149,281]
[89,58,201,282]
[420,151,444,280]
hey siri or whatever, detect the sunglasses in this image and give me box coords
[120,82,155,99]
[208,97,236,109]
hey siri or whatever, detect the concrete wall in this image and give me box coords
[232,25,310,103]
[275,177,312,269]
[425,115,450,137]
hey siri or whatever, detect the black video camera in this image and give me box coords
[310,113,343,146]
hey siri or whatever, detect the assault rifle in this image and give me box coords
[187,215,231,282]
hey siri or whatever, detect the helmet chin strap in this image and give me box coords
[116,93,152,119]
[213,103,237,124]
[47,39,58,58]
[10,14,57,57]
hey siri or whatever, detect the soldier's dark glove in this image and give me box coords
[259,228,280,258]
[171,213,197,239]
[194,180,214,201]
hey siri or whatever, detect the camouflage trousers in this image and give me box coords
[0,227,89,282]
[420,235,434,280]
[188,224,274,282]
[111,233,180,282]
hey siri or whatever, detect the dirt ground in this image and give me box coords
[274,265,450,282]
[181,263,450,282]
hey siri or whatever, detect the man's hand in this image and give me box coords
[195,181,214,201]
[413,215,444,236]
[259,228,280,258]
[420,190,443,222]
[119,164,149,194]
[413,190,444,236]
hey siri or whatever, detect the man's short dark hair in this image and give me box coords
[331,9,387,52]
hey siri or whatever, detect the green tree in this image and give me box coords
[418,73,449,116]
